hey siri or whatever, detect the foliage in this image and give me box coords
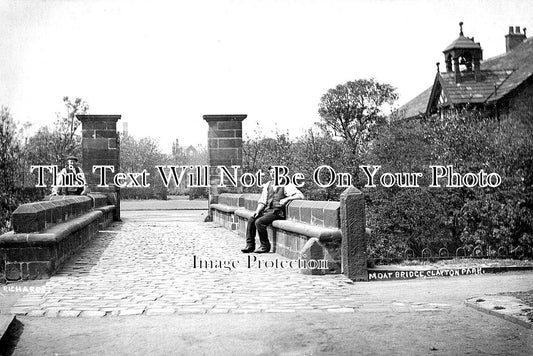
[456,110,533,255]
[121,134,166,173]
[242,80,532,259]
[121,186,167,200]
[317,78,397,158]
[291,129,349,200]
[0,107,21,190]
[171,140,207,167]
[24,97,88,167]
[365,107,533,258]
[188,187,208,200]
[0,106,23,233]
[1,99,89,232]
[242,123,295,173]
[120,133,169,200]
[364,118,460,258]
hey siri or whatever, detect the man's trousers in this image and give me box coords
[245,210,283,249]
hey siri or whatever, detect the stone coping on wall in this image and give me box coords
[212,191,368,281]
[1,195,116,281]
[234,209,254,219]
[88,192,109,208]
[10,194,114,234]
[218,193,251,208]
[286,200,340,228]
[209,204,239,214]
[11,196,92,233]
[243,194,261,211]
[216,193,341,229]
[0,211,103,247]
[213,194,342,233]
[232,207,342,243]
[272,220,341,243]
[211,194,343,274]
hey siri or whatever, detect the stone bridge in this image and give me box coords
[1,114,369,285]
[0,112,378,318]
[6,209,376,317]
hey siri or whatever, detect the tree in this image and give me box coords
[242,124,294,173]
[1,106,24,232]
[24,97,89,166]
[120,133,169,199]
[291,129,349,200]
[171,139,207,167]
[0,106,21,192]
[318,78,397,157]
[120,134,166,174]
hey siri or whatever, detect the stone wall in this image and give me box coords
[0,194,116,281]
[210,188,369,281]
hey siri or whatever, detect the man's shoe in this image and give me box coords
[241,246,255,253]
[254,246,271,254]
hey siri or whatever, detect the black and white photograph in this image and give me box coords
[0,0,532,354]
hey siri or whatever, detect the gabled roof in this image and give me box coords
[483,37,533,102]
[399,36,533,118]
[438,69,514,104]
[398,86,432,119]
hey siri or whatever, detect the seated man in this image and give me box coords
[241,166,304,254]
[51,155,89,197]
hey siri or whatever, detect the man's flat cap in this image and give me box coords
[66,155,79,162]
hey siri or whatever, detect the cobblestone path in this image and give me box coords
[10,211,451,317]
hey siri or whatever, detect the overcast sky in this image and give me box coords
[1,0,531,153]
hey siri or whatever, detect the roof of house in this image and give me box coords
[439,69,514,104]
[483,37,533,101]
[399,36,533,118]
[398,86,432,119]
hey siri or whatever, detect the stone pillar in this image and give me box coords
[203,114,246,221]
[77,114,121,221]
[453,57,461,82]
[339,186,368,281]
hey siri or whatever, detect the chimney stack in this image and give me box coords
[506,25,527,53]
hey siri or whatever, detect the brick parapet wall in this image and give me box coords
[286,200,340,228]
[0,195,115,281]
[211,193,345,275]
[217,194,246,207]
[243,194,261,211]
[211,191,368,280]
[11,196,92,233]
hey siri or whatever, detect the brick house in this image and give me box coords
[400,23,532,120]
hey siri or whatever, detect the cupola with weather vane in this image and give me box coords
[443,22,483,82]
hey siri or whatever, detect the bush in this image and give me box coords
[365,109,533,258]
[241,107,532,259]
[188,187,208,200]
[121,187,158,200]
